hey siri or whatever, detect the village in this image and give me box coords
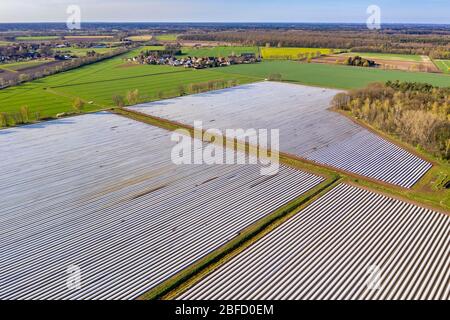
[127,49,261,69]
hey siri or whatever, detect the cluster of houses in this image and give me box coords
[127,50,260,69]
[0,41,112,64]
[0,44,44,64]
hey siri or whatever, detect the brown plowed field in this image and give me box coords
[313,54,441,73]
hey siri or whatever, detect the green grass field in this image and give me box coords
[56,47,115,57]
[341,52,423,62]
[2,52,449,122]
[434,60,450,74]
[178,46,260,57]
[0,48,258,118]
[155,34,179,41]
[64,35,114,40]
[140,46,167,51]
[0,60,51,72]
[126,35,153,42]
[15,36,60,41]
[261,47,334,60]
[211,60,450,89]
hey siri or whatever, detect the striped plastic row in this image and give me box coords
[180,184,449,300]
[129,81,432,188]
[0,112,324,300]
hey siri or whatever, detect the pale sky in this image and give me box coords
[0,0,449,24]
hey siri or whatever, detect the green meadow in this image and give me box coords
[434,60,450,74]
[0,48,257,118]
[1,51,449,122]
[155,34,179,41]
[211,60,450,89]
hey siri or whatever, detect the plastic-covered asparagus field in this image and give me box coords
[180,184,450,300]
[0,112,324,300]
[129,81,432,188]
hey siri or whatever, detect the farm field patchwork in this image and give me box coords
[435,60,450,74]
[331,53,440,73]
[0,112,324,299]
[0,48,259,118]
[261,47,335,59]
[180,183,450,300]
[52,67,255,107]
[211,61,450,89]
[129,81,432,188]
[2,51,447,120]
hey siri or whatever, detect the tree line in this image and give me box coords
[180,29,450,57]
[112,79,241,108]
[332,81,450,160]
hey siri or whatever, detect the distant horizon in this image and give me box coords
[1,21,450,26]
[1,0,449,24]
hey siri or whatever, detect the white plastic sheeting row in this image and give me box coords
[0,112,324,300]
[129,81,432,188]
[180,184,450,300]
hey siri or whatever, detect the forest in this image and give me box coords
[332,81,450,160]
[180,28,450,58]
